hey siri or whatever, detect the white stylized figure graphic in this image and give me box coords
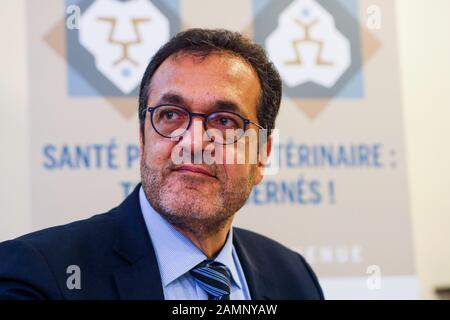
[79,0,170,94]
[266,0,351,88]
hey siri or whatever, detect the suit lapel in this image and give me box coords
[110,184,281,300]
[233,230,281,300]
[112,183,164,300]
[113,257,164,300]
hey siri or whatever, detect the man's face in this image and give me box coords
[140,52,269,238]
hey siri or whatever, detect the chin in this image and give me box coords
[160,188,222,218]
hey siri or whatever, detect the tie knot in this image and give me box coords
[190,260,231,300]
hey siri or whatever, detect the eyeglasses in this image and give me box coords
[142,104,265,145]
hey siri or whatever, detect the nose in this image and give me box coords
[174,117,210,164]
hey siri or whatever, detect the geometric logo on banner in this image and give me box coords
[266,0,351,88]
[44,0,180,119]
[253,0,380,119]
[78,0,170,94]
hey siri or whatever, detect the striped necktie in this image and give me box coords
[190,259,231,300]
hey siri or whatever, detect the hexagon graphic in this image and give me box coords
[78,0,170,94]
[266,0,351,89]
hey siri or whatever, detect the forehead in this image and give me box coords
[147,52,261,115]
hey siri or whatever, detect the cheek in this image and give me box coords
[222,163,254,183]
[142,133,176,165]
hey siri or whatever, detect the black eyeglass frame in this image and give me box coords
[142,103,265,144]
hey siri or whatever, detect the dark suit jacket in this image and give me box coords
[0,184,324,300]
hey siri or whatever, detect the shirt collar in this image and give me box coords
[139,186,242,289]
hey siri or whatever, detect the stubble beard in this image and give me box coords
[140,154,256,240]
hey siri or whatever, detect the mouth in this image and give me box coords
[171,165,217,179]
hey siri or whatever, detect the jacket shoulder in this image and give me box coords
[15,210,116,248]
[234,227,306,262]
[234,227,324,300]
[0,210,117,299]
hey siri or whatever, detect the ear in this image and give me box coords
[254,135,272,185]
[139,127,144,156]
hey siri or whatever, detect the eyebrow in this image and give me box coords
[156,92,186,105]
[214,100,246,116]
[155,91,249,118]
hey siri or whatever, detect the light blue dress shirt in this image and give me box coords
[139,187,251,300]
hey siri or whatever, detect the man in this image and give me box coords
[0,29,323,300]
